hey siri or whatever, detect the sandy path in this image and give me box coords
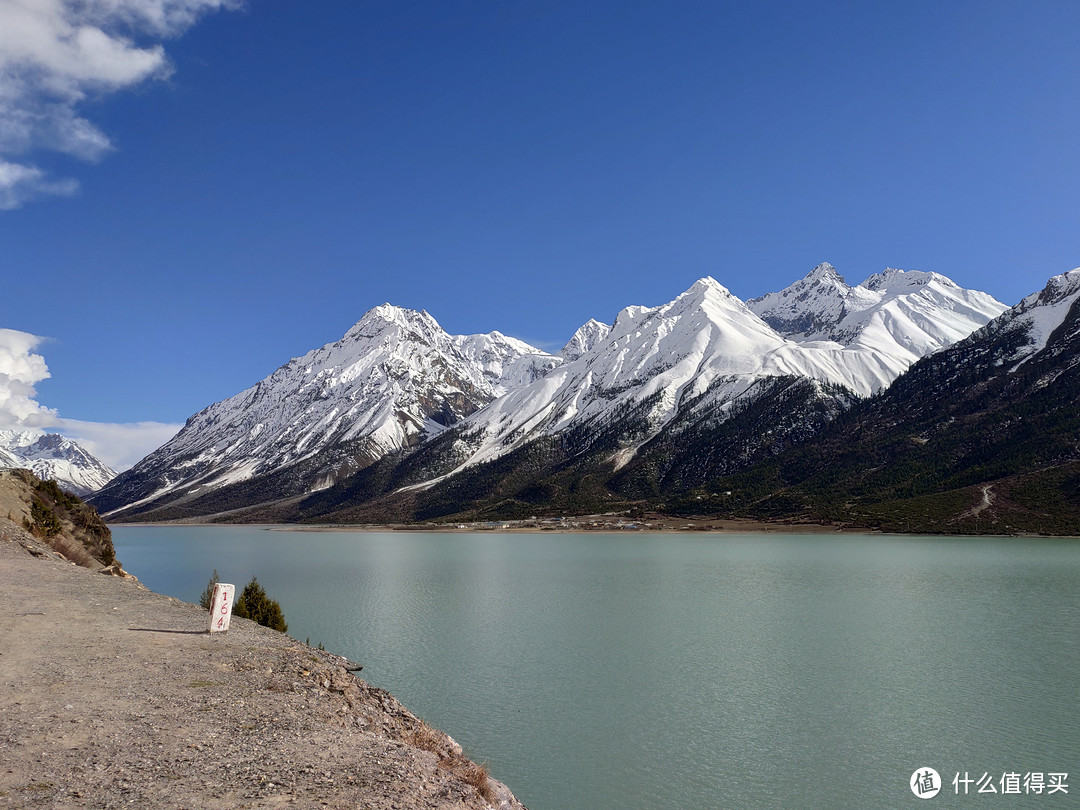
[0,527,524,810]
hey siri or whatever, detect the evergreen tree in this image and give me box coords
[233,576,288,632]
[199,569,220,611]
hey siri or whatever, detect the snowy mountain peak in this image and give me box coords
[613,305,656,332]
[749,263,1005,350]
[682,276,736,301]
[748,263,873,340]
[986,268,1080,367]
[805,262,846,284]
[1025,268,1080,308]
[560,319,612,361]
[659,277,750,326]
[344,303,439,340]
[0,429,116,496]
[859,267,956,293]
[94,304,565,516]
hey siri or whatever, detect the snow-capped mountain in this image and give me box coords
[92,305,558,517]
[422,272,1006,481]
[748,262,1006,354]
[0,430,116,496]
[95,263,1007,521]
[747,262,879,338]
[559,319,612,361]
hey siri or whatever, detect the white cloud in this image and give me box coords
[0,0,237,208]
[55,417,180,471]
[0,327,180,470]
[0,158,78,209]
[0,327,57,425]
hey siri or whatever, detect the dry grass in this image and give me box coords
[48,534,96,568]
[406,722,448,755]
[407,719,497,803]
[457,762,497,803]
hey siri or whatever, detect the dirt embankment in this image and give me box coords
[0,521,525,809]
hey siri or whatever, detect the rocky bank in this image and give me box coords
[0,515,526,809]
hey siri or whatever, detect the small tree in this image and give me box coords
[29,497,62,538]
[233,576,287,632]
[199,569,220,610]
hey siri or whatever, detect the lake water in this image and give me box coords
[111,527,1080,809]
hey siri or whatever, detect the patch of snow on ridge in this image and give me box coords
[1019,269,1080,354]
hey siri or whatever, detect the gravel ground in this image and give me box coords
[0,524,526,810]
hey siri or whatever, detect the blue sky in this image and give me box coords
[1,0,1079,468]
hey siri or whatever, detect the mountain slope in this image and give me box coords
[91,306,557,518]
[0,468,114,565]
[0,430,116,496]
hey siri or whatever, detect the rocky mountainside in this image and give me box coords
[0,430,116,496]
[0,467,114,566]
[695,268,1080,533]
[91,306,558,518]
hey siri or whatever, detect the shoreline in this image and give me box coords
[108,519,1073,540]
[111,515,855,533]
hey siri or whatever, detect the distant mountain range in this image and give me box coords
[96,261,1080,532]
[0,430,116,497]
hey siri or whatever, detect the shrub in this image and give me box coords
[234,576,288,632]
[19,473,115,564]
[30,497,62,538]
[199,569,220,610]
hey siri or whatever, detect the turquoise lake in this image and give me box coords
[111,527,1080,809]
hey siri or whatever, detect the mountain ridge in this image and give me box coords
[93,263,1014,525]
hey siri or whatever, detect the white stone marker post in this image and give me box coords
[208,583,236,634]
